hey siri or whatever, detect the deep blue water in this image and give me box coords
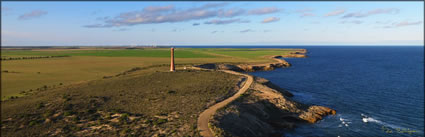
[246,46,424,137]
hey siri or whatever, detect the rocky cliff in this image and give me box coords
[200,50,336,137]
[209,77,336,137]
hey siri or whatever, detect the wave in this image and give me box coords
[338,116,351,127]
[361,114,411,131]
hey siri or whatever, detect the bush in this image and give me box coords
[120,128,132,135]
[64,111,73,116]
[36,103,44,109]
[63,103,73,110]
[153,118,167,125]
[43,110,54,117]
[240,93,249,97]
[119,113,129,123]
[29,120,38,126]
[70,126,81,131]
[72,116,80,122]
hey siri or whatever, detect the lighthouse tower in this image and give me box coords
[170,47,175,72]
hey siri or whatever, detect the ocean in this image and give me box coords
[247,46,424,137]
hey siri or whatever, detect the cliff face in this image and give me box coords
[210,77,336,137]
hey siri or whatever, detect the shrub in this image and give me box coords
[153,118,167,125]
[70,126,81,131]
[63,103,73,110]
[105,113,112,120]
[87,108,97,114]
[29,120,38,126]
[240,93,249,97]
[43,110,54,117]
[72,116,80,122]
[36,103,44,109]
[120,128,132,135]
[64,111,73,116]
[119,113,129,122]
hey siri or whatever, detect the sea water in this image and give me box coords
[248,46,424,137]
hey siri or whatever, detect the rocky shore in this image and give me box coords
[196,56,290,72]
[197,49,336,137]
[209,77,335,137]
[195,49,308,72]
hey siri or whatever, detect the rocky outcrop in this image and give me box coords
[299,106,336,123]
[281,54,307,58]
[209,76,336,137]
[195,56,294,72]
[254,77,293,97]
[281,49,308,58]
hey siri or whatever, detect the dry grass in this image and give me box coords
[1,67,242,137]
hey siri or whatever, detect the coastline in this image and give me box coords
[195,49,336,137]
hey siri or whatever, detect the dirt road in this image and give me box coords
[196,68,254,137]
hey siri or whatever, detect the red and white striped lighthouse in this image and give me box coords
[170,47,175,72]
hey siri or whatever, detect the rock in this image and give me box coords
[218,64,243,71]
[263,64,275,71]
[45,118,51,123]
[281,54,307,58]
[299,106,336,123]
[254,77,294,97]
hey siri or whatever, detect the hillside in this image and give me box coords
[1,66,243,137]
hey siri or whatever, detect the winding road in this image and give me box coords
[195,68,254,137]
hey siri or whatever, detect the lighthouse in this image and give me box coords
[170,47,175,71]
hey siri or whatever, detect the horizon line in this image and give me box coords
[1,45,424,47]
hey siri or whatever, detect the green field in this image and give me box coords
[1,47,298,100]
[2,48,216,58]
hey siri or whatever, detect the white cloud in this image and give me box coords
[324,9,345,17]
[248,7,280,15]
[342,8,399,18]
[262,17,280,23]
[18,10,48,20]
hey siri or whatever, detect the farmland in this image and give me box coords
[1,47,297,100]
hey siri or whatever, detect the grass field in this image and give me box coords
[2,48,216,58]
[1,67,242,136]
[1,47,298,100]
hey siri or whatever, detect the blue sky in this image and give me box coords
[1,1,424,46]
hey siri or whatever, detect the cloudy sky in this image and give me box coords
[1,1,424,46]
